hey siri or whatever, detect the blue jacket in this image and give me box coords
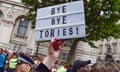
[0,54,6,68]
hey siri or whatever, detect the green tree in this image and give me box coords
[22,0,120,65]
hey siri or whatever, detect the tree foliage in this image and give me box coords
[22,0,120,43]
[84,0,120,44]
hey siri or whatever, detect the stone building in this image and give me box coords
[0,0,36,54]
[97,38,120,62]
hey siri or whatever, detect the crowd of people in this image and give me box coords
[0,37,120,72]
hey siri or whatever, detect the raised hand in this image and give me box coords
[43,37,64,69]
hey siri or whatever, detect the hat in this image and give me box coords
[73,60,91,70]
[18,53,34,67]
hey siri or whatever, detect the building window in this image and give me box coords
[106,44,112,54]
[17,45,23,52]
[12,43,26,52]
[17,18,29,35]
[59,52,67,61]
[98,45,103,54]
[13,44,17,51]
[112,43,117,54]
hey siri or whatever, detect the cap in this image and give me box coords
[18,53,34,67]
[73,60,91,70]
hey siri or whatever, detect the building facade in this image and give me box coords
[97,38,120,62]
[0,0,36,54]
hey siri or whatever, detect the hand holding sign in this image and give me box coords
[45,37,64,69]
[48,37,64,57]
[51,37,64,51]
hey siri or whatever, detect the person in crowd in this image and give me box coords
[33,56,41,69]
[67,64,73,72]
[16,53,34,72]
[36,37,64,72]
[116,63,120,71]
[8,52,18,72]
[35,37,92,72]
[90,62,120,72]
[56,62,67,72]
[55,60,62,70]
[0,48,7,72]
[32,56,41,72]
[69,60,91,72]
[3,49,9,72]
[51,63,57,72]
